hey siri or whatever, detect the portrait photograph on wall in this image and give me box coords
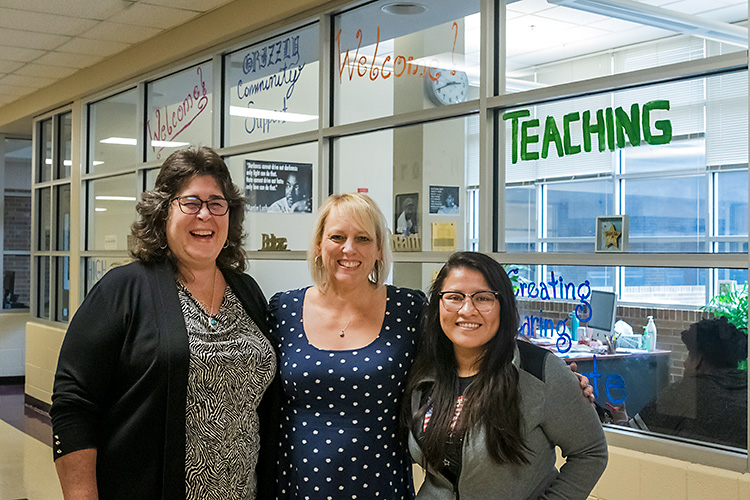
[429,185,460,215]
[394,193,419,236]
[245,159,313,213]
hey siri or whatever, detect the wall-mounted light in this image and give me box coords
[548,0,747,48]
[95,208,107,212]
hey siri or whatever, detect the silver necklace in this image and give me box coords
[339,314,355,338]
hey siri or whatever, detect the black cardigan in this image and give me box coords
[50,260,281,500]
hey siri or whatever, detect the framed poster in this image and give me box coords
[429,185,459,215]
[595,215,628,252]
[245,160,312,213]
[394,193,419,236]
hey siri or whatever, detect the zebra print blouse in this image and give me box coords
[177,281,276,500]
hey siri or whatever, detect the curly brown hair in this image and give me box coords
[130,146,246,271]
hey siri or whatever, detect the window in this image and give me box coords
[32,111,71,321]
[2,138,32,311]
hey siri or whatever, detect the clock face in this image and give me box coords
[427,69,469,106]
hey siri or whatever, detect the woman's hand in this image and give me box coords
[569,361,595,404]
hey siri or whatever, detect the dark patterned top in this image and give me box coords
[178,282,276,500]
[270,285,425,500]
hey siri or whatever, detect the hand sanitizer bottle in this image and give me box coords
[645,316,657,351]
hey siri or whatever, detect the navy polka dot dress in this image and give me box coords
[270,285,425,500]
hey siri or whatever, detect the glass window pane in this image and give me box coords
[3,255,29,310]
[58,112,72,179]
[546,180,614,238]
[36,256,50,319]
[334,115,479,252]
[622,267,707,306]
[224,24,320,146]
[38,118,52,182]
[623,175,706,252]
[506,186,537,248]
[334,0,480,125]
[716,170,748,237]
[146,62,213,162]
[88,88,139,174]
[87,174,137,251]
[37,188,50,251]
[506,1,746,91]
[621,138,705,175]
[227,143,317,252]
[55,256,69,322]
[84,257,132,294]
[56,185,71,251]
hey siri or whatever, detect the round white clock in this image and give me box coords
[426,69,469,106]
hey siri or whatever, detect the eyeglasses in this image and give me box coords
[438,290,500,314]
[173,196,229,216]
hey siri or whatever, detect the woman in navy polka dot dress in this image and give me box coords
[269,193,425,500]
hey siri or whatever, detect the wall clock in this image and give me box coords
[425,69,469,106]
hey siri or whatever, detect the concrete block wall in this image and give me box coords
[0,311,28,377]
[589,446,750,500]
[24,322,64,404]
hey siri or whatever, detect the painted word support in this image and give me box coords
[503,100,672,164]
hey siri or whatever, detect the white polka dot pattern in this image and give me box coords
[270,286,425,500]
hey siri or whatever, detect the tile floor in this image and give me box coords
[0,385,63,500]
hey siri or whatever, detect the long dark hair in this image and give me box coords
[130,146,246,271]
[404,251,528,467]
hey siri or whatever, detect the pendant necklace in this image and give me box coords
[339,314,355,338]
[181,267,219,327]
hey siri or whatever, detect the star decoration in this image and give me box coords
[605,223,621,248]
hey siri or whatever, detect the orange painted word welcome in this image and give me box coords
[336,27,443,82]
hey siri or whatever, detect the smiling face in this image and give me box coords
[439,267,501,366]
[166,175,229,275]
[317,206,381,289]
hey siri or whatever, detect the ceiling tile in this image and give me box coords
[56,37,130,57]
[33,51,102,70]
[80,21,162,43]
[0,0,132,20]
[0,28,70,50]
[142,0,233,13]
[106,3,199,30]
[0,73,57,89]
[14,63,78,79]
[0,46,45,63]
[0,7,99,36]
[0,60,24,73]
[0,82,35,97]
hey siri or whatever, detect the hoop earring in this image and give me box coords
[314,255,322,268]
[223,239,229,249]
[370,259,381,284]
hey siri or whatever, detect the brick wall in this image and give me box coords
[4,194,31,251]
[3,193,31,308]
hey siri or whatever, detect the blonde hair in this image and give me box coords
[308,193,392,289]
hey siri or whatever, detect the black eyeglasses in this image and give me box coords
[173,196,230,216]
[438,290,500,314]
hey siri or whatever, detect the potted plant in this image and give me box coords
[702,283,748,369]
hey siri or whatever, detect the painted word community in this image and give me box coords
[503,100,672,164]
